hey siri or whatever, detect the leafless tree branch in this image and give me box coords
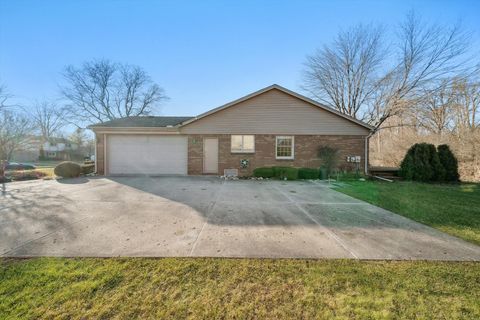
[0,110,35,161]
[31,100,68,141]
[61,59,168,125]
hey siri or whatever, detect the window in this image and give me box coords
[276,136,294,159]
[231,135,255,153]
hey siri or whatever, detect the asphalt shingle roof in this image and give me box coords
[90,116,194,128]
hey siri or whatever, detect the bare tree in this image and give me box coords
[0,110,34,161]
[32,100,68,141]
[303,24,384,120]
[416,81,455,136]
[452,78,480,131]
[68,128,87,148]
[0,83,12,110]
[61,59,167,124]
[371,12,473,130]
[303,12,474,131]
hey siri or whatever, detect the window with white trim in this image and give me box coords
[231,135,255,153]
[276,136,294,159]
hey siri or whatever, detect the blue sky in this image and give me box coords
[1,0,479,117]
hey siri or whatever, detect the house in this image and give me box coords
[11,136,79,162]
[88,84,374,176]
[11,136,43,162]
[40,138,79,160]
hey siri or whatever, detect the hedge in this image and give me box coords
[298,168,320,179]
[254,166,322,180]
[272,167,298,180]
[253,167,275,178]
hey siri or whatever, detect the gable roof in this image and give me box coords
[179,84,374,130]
[89,116,194,128]
[87,85,374,131]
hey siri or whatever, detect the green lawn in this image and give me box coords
[29,160,64,168]
[335,180,480,245]
[1,258,479,319]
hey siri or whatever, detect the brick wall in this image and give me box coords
[94,133,366,176]
[188,134,366,176]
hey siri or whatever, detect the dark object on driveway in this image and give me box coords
[5,162,36,170]
[54,161,82,178]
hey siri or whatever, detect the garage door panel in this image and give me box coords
[107,135,187,175]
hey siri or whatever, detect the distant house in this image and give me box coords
[11,136,79,162]
[89,84,373,176]
[40,138,79,160]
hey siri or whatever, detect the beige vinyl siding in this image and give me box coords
[181,89,370,135]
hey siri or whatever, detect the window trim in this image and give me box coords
[230,135,255,153]
[275,136,294,160]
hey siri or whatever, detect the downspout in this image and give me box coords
[94,133,97,174]
[365,130,375,175]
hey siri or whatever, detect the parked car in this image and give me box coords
[4,162,37,171]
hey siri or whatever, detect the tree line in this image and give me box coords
[0,60,167,161]
[302,11,479,181]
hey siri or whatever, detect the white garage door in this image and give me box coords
[107,135,188,175]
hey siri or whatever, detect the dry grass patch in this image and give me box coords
[1,258,479,319]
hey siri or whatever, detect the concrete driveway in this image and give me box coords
[1,176,480,260]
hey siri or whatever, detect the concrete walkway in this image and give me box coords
[1,176,479,260]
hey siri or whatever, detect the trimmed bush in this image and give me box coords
[54,161,82,178]
[318,146,340,178]
[399,143,447,182]
[399,152,414,180]
[423,143,445,181]
[81,164,95,175]
[438,144,460,182]
[298,168,319,179]
[253,167,275,178]
[400,143,432,181]
[273,167,298,180]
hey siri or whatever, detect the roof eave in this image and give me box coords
[88,126,181,132]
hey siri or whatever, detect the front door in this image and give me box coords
[203,138,218,174]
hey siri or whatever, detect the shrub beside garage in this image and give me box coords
[53,161,96,178]
[54,161,82,178]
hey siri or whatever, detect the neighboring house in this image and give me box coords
[11,136,81,162]
[41,138,79,160]
[11,136,43,162]
[89,84,374,176]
